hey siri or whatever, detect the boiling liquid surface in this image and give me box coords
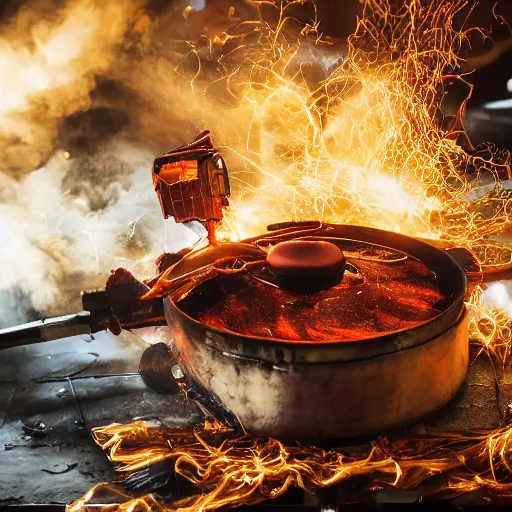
[179,249,449,342]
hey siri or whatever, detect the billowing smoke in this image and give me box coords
[0,0,147,176]
[0,0,250,327]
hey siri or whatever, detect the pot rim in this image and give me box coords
[165,224,467,358]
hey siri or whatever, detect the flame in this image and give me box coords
[68,420,512,511]
[214,1,511,266]
[59,0,512,509]
[208,0,512,257]
[469,284,512,366]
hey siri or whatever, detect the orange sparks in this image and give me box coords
[68,420,512,511]
[68,0,512,510]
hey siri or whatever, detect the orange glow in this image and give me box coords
[469,285,512,366]
[159,161,199,184]
[69,0,512,510]
[208,0,512,269]
[68,420,512,511]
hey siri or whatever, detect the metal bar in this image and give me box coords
[34,372,140,383]
[0,312,92,350]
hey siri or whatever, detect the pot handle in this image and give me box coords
[445,247,481,278]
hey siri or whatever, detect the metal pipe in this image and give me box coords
[0,280,167,350]
[0,312,92,350]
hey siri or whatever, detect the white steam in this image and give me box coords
[0,0,147,177]
[0,0,212,326]
[0,142,200,326]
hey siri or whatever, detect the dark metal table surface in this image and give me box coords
[0,327,201,507]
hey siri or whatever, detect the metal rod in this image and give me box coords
[206,219,217,245]
[0,312,92,350]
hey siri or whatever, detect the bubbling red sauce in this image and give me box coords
[177,248,450,342]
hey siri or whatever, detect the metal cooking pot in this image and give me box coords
[163,224,469,441]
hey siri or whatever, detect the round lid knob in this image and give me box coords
[266,240,346,292]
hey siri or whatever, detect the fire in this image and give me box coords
[68,420,512,511]
[202,0,512,278]
[211,0,505,246]
[470,285,512,366]
[57,0,512,509]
